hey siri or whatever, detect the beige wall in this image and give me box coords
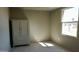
[0,8,10,51]
[24,10,50,42]
[9,8,27,19]
[51,8,79,51]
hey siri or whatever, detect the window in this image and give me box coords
[61,8,78,37]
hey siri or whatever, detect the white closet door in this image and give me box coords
[12,20,29,46]
[12,20,20,46]
[20,20,29,44]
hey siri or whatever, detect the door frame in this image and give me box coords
[9,20,13,48]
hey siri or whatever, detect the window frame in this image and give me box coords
[61,7,78,38]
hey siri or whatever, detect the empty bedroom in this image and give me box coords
[0,7,79,52]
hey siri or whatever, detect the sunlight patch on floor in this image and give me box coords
[38,42,54,47]
[45,43,54,46]
[38,42,47,47]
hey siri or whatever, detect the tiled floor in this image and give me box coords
[10,41,68,52]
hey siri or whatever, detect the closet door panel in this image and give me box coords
[20,20,29,44]
[12,20,20,46]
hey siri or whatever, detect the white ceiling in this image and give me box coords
[21,7,60,11]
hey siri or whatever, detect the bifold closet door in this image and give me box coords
[12,20,29,46]
[20,20,29,45]
[12,20,20,46]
